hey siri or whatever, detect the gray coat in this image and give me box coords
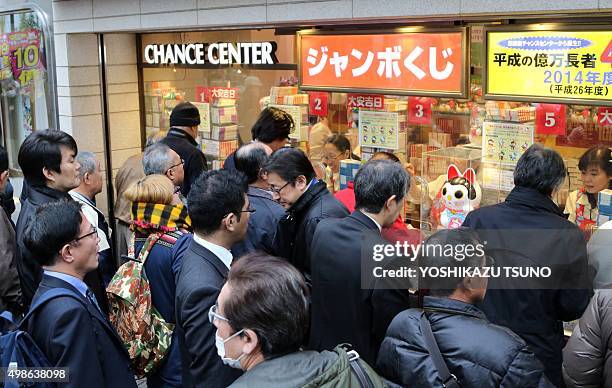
[563,289,612,388]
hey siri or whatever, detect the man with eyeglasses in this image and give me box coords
[175,170,251,388]
[143,142,186,203]
[23,200,137,388]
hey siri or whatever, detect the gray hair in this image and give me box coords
[143,142,173,176]
[514,144,566,196]
[145,130,166,147]
[75,151,97,179]
[354,159,409,213]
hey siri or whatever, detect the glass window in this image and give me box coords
[0,10,52,172]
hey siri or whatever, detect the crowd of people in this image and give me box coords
[0,101,611,388]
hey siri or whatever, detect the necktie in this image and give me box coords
[86,289,103,315]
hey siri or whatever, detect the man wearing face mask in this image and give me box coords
[376,228,552,388]
[175,170,251,388]
[210,253,386,388]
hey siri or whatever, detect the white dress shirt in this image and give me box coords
[192,233,233,270]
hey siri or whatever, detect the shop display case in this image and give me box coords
[419,146,487,231]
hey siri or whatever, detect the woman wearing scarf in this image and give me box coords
[122,174,191,387]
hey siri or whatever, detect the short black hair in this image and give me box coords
[514,144,565,196]
[264,147,316,183]
[0,145,8,173]
[578,145,612,180]
[325,134,351,153]
[187,170,248,235]
[224,253,309,358]
[371,151,400,163]
[354,159,409,213]
[419,227,487,297]
[24,200,83,267]
[18,130,78,187]
[235,143,269,185]
[251,107,294,143]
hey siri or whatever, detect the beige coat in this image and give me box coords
[0,206,21,314]
[113,153,145,224]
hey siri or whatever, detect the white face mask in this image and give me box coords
[215,329,245,369]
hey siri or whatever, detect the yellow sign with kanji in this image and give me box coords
[486,29,612,104]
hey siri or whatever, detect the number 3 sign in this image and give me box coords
[308,92,328,117]
[408,96,432,125]
[536,103,566,136]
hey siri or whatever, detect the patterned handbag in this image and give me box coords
[106,232,179,377]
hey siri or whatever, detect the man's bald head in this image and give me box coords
[235,142,272,184]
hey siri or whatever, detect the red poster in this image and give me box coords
[408,96,433,124]
[347,93,384,110]
[597,107,612,126]
[195,86,239,102]
[308,92,328,116]
[536,103,566,135]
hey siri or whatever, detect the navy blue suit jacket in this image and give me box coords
[175,239,242,387]
[27,274,137,388]
[231,187,285,258]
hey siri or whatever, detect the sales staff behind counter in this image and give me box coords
[144,41,279,65]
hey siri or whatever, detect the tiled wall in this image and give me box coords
[51,0,608,35]
[54,32,141,217]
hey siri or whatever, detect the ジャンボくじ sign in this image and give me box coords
[299,30,467,97]
[486,28,612,105]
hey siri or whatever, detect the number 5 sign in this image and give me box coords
[536,103,566,136]
[308,92,328,116]
[408,96,432,125]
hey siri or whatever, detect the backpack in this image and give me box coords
[1,288,83,388]
[106,231,182,377]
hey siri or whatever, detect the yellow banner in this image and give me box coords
[487,30,612,103]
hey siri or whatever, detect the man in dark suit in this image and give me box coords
[232,142,285,257]
[161,101,207,197]
[23,200,137,388]
[175,170,250,387]
[309,159,412,365]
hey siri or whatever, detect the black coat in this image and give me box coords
[27,275,137,388]
[377,296,552,387]
[15,185,109,311]
[231,187,285,258]
[309,211,412,366]
[462,186,591,386]
[161,127,207,197]
[175,238,241,388]
[274,180,349,276]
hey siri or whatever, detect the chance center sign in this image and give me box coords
[143,41,279,66]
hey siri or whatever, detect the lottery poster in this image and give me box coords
[358,110,399,150]
[482,120,534,165]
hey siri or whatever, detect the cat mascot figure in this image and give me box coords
[431,164,482,229]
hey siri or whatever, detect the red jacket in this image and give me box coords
[335,182,422,245]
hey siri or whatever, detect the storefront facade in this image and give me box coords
[27,1,612,227]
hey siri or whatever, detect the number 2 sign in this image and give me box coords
[536,103,566,136]
[308,92,328,116]
[408,96,432,125]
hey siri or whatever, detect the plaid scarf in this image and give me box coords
[130,202,191,235]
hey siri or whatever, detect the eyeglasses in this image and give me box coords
[322,153,342,161]
[223,206,256,219]
[165,159,184,175]
[74,226,97,242]
[208,303,229,323]
[270,181,293,195]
